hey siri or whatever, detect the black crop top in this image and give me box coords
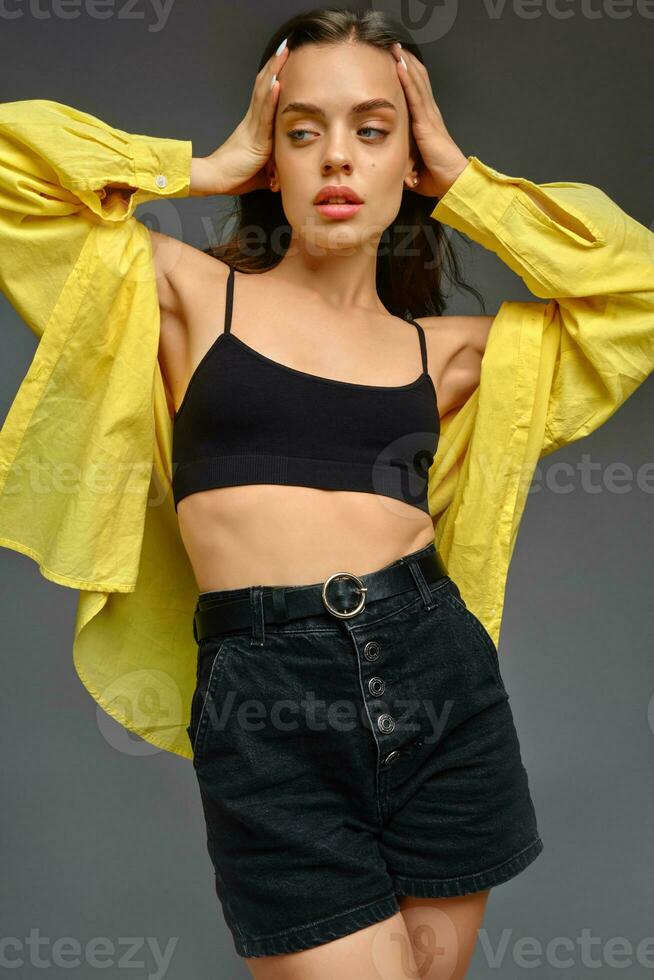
[172,266,440,513]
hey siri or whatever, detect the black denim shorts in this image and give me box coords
[187,541,544,959]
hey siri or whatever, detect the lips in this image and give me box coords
[314,185,363,205]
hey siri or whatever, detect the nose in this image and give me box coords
[320,126,354,176]
[321,156,353,177]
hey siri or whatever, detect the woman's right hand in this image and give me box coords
[190,41,289,197]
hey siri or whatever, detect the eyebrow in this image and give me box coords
[280,98,397,118]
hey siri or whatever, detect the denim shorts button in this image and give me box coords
[368,676,385,697]
[363,641,380,661]
[382,750,400,766]
[378,713,395,734]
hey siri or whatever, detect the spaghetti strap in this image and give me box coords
[409,317,428,374]
[224,265,235,334]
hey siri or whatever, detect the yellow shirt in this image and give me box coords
[1,99,653,760]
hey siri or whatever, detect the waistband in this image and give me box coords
[193,541,448,643]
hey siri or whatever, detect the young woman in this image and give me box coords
[1,7,653,980]
[158,15,536,976]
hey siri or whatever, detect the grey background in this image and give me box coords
[1,2,653,978]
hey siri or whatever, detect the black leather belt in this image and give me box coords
[193,547,449,642]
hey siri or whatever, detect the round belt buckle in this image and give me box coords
[321,572,368,619]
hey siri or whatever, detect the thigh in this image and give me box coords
[244,911,419,980]
[399,890,491,980]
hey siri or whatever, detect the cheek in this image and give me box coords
[365,160,406,205]
[368,143,407,181]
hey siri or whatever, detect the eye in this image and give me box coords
[287,126,389,143]
[358,126,389,140]
[287,128,316,142]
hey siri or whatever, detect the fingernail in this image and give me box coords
[275,37,287,56]
[270,73,277,91]
[400,56,407,70]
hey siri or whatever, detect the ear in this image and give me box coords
[406,133,422,187]
[265,160,278,192]
[404,153,421,190]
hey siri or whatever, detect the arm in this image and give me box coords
[0,98,193,339]
[0,99,197,591]
[431,156,654,453]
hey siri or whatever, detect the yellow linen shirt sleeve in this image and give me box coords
[0,99,192,593]
[0,98,192,339]
[431,157,654,455]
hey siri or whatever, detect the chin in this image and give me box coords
[300,224,366,250]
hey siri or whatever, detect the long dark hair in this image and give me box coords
[206,7,485,318]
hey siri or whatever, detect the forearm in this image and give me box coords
[0,99,192,221]
[190,155,219,197]
[431,155,653,301]
[432,155,654,455]
[429,156,469,199]
[0,98,192,337]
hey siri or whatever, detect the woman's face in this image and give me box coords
[269,40,418,256]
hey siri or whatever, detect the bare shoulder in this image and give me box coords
[415,314,496,416]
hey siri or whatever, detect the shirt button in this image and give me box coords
[377,713,395,735]
[155,174,168,188]
[382,750,400,767]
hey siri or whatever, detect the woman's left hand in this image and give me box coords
[391,42,469,199]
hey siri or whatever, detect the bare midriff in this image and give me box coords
[176,484,434,592]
